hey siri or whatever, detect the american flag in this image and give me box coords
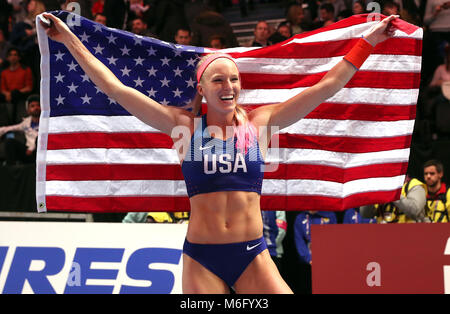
[36,11,422,213]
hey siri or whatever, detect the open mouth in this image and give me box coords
[220,95,234,101]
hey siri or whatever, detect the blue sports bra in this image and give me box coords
[181,115,265,198]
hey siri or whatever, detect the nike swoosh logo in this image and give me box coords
[246,242,262,251]
[199,145,213,150]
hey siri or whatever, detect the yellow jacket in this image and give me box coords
[376,178,427,223]
[426,182,449,223]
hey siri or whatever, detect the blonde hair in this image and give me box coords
[195,54,256,153]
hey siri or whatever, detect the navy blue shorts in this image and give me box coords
[183,236,267,287]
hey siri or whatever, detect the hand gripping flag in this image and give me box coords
[36,11,422,213]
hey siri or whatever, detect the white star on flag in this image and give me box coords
[93,44,104,54]
[185,77,196,88]
[55,51,65,61]
[120,66,131,76]
[147,47,156,56]
[93,24,102,32]
[79,32,90,42]
[107,55,118,65]
[55,94,65,105]
[134,35,143,45]
[81,93,92,104]
[80,73,90,82]
[160,56,170,66]
[172,88,183,98]
[67,82,78,93]
[120,45,131,56]
[134,56,145,66]
[106,33,117,44]
[147,87,157,97]
[186,57,197,67]
[160,76,170,87]
[55,72,65,83]
[67,61,79,71]
[134,77,144,87]
[173,67,183,77]
[147,66,157,77]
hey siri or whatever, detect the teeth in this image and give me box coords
[221,96,234,100]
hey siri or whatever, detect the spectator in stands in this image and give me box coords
[360,175,428,223]
[0,29,13,69]
[9,0,27,26]
[352,0,366,15]
[9,0,45,55]
[423,159,450,223]
[251,21,272,47]
[209,34,226,49]
[261,210,287,271]
[277,23,292,39]
[122,212,148,222]
[319,2,336,27]
[424,45,450,122]
[190,10,238,48]
[327,0,346,19]
[343,208,377,224]
[268,22,292,44]
[423,0,450,80]
[129,0,150,18]
[399,0,422,26]
[430,44,450,87]
[122,211,189,223]
[424,0,450,33]
[130,17,156,37]
[94,13,107,26]
[0,94,39,165]
[92,0,105,17]
[294,211,336,264]
[174,27,192,45]
[0,47,33,123]
[285,2,312,35]
[9,0,44,87]
[382,0,400,16]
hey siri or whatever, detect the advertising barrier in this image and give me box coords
[0,222,187,294]
[311,223,450,294]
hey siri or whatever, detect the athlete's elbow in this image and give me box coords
[104,80,127,100]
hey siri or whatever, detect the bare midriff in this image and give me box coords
[186,190,263,244]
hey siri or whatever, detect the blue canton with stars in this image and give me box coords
[48,11,203,117]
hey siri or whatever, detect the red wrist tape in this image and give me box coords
[343,38,374,70]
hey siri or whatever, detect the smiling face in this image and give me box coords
[197,58,241,115]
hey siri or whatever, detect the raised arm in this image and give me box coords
[41,13,193,136]
[250,15,398,132]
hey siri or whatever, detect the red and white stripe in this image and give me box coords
[36,15,422,212]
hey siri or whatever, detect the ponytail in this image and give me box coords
[233,105,257,154]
